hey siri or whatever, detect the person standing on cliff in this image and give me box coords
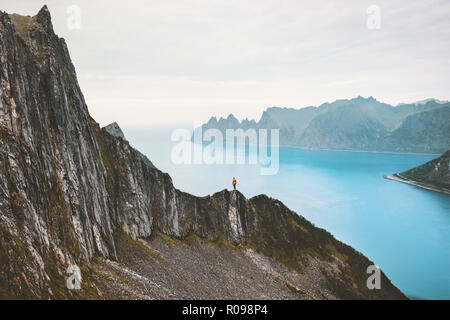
[232,177,237,191]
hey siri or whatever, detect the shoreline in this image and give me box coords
[384,174,450,195]
[283,145,441,156]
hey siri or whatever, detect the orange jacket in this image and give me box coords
[232,178,237,185]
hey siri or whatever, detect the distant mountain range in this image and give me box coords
[196,97,450,153]
[385,151,450,194]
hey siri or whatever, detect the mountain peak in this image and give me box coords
[103,122,125,140]
[7,5,54,44]
[352,95,376,102]
[36,5,53,33]
[37,5,49,16]
[206,116,218,124]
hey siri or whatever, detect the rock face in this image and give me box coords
[104,122,125,140]
[196,97,449,153]
[385,151,450,194]
[0,7,405,299]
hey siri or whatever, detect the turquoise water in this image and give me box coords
[125,126,450,300]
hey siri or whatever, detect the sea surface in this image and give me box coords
[124,126,450,300]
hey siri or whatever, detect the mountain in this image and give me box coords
[0,7,405,299]
[385,151,450,194]
[196,96,449,153]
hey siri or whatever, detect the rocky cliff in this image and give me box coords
[0,7,405,299]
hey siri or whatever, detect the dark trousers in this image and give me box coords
[233,184,236,190]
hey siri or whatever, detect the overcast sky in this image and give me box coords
[2,0,450,126]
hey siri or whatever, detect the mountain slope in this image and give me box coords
[385,151,450,194]
[383,107,450,153]
[0,7,405,299]
[297,98,389,150]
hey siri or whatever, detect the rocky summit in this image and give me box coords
[0,7,405,299]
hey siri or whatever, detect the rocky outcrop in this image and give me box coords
[385,151,450,194]
[102,122,154,168]
[104,122,125,140]
[0,7,405,299]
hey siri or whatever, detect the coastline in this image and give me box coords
[218,141,442,156]
[283,145,441,156]
[384,174,450,195]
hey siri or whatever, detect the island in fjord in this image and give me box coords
[385,151,450,195]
